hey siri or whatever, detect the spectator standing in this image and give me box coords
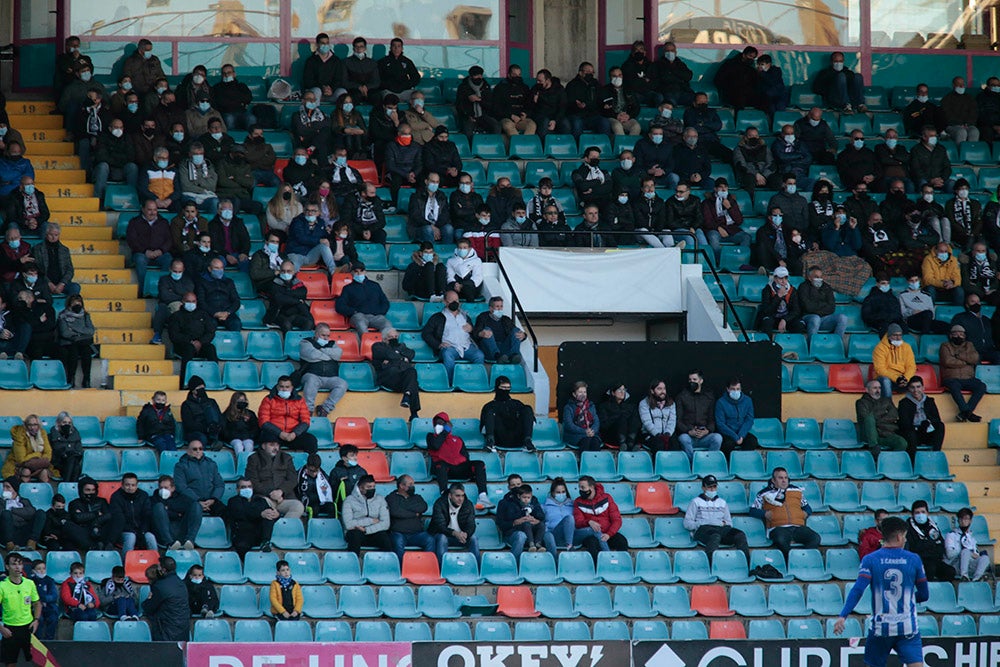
[142,557,190,642]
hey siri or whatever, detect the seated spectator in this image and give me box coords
[856,379,908,455]
[922,242,964,305]
[3,176,48,234]
[299,322,348,417]
[443,239,482,300]
[186,93,226,140]
[898,274,946,334]
[939,324,985,422]
[126,199,173,285]
[756,266,802,336]
[793,108,837,166]
[151,259,194,345]
[258,378,318,455]
[57,294,94,388]
[861,275,905,335]
[16,290,56,361]
[2,415,53,482]
[426,412,490,506]
[633,127,678,189]
[601,67,640,136]
[603,186,635,247]
[184,564,219,618]
[402,241,446,301]
[286,202,336,273]
[941,76,979,145]
[137,391,177,452]
[310,181,340,229]
[221,391,258,456]
[756,54,786,112]
[370,329,420,421]
[497,483,557,560]
[177,65,211,109]
[421,290,485,382]
[945,507,990,581]
[326,148,363,207]
[263,261,313,332]
[246,438,306,519]
[684,474,749,564]
[858,509,889,558]
[560,381,601,452]
[244,125,279,188]
[542,479,576,549]
[527,69,568,139]
[40,493,86,552]
[493,64,536,138]
[301,32,345,102]
[859,212,901,274]
[682,92,732,162]
[429,483,479,565]
[909,126,953,192]
[151,475,201,551]
[183,232,220,282]
[904,84,942,138]
[733,126,778,193]
[72,87,111,173]
[0,119,25,160]
[715,378,758,456]
[30,558,59,640]
[270,559,304,621]
[369,94,402,167]
[476,376,534,453]
[69,476,124,551]
[598,382,639,451]
[386,475,434,562]
[199,117,235,166]
[673,128,712,187]
[637,379,676,452]
[906,499,954,581]
[798,266,848,337]
[248,233,287,295]
[336,263,391,337]
[770,173,810,233]
[456,65,500,138]
[772,127,813,185]
[564,62,609,139]
[876,131,912,192]
[49,412,83,484]
[675,370,723,460]
[450,173,485,239]
[630,178,668,248]
[166,292,218,379]
[137,144,177,215]
[226,476,278,557]
[33,223,79,298]
[750,467,821,557]
[811,51,863,111]
[873,323,917,397]
[7,262,51,307]
[98,566,140,620]
[953,293,1000,362]
[212,63,255,130]
[197,257,241,332]
[385,123,422,210]
[0,140,32,200]
[326,97,369,161]
[215,147,259,216]
[110,473,157,554]
[407,172,452,243]
[946,180,981,251]
[283,149,317,201]
[664,182,702,247]
[837,131,881,190]
[701,177,750,263]
[753,208,790,274]
[170,202,209,258]
[327,445,366,518]
[342,183,385,246]
[60,562,99,622]
[472,296,525,364]
[0,227,32,288]
[297,453,335,518]
[898,376,945,460]
[342,474,392,556]
[536,204,572,247]
[422,126,461,187]
[821,206,863,257]
[979,78,1000,142]
[177,143,219,213]
[174,439,225,519]
[0,477,45,551]
[572,146,612,212]
[713,46,760,110]
[961,242,998,303]
[611,149,643,199]
[573,476,627,563]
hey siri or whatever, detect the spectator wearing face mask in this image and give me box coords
[69,476,123,551]
[137,391,177,452]
[298,322,348,418]
[798,266,848,337]
[426,412,491,505]
[180,376,223,448]
[713,46,761,110]
[329,444,367,516]
[48,413,83,484]
[684,475,749,564]
[940,76,979,145]
[922,242,964,305]
[960,242,999,303]
[701,177,749,263]
[732,127,778,193]
[793,108,836,166]
[335,263,392,337]
[810,52,864,112]
[422,126,462,187]
[473,296,525,364]
[183,564,219,618]
[909,126,953,192]
[402,242,447,301]
[422,290,486,382]
[226,477,278,558]
[406,172,451,242]
[938,323,985,422]
[196,257,241,332]
[371,329,422,421]
[682,92,732,161]
[861,275,905,335]
[633,127,678,189]
[499,202,539,248]
[898,274,947,335]
[221,391,259,456]
[772,127,814,187]
[257,378,318,455]
[872,323,916,396]
[945,507,990,581]
[56,294,94,388]
[445,240,484,300]
[754,208,791,273]
[297,453,336,518]
[951,294,1000,362]
[3,177,48,235]
[185,93,226,139]
[342,475,393,556]
[903,84,943,138]
[945,179,981,251]
[167,292,218,381]
[906,499,954,581]
[263,262,314,332]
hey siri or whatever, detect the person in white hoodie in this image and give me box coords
[682,474,749,564]
[944,507,990,581]
[445,238,484,300]
[340,474,392,556]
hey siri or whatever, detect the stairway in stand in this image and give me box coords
[12,99,179,393]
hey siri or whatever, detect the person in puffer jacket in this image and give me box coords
[871,323,916,397]
[572,476,627,564]
[257,377,318,454]
[340,474,392,556]
[682,474,749,563]
[750,467,820,557]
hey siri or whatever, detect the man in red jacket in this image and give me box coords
[257,376,318,454]
[425,412,492,508]
[858,508,888,558]
[573,475,628,564]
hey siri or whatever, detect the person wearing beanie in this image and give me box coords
[426,412,492,507]
[938,323,985,422]
[755,266,803,337]
[421,125,462,188]
[480,375,536,453]
[871,323,916,397]
[180,375,223,448]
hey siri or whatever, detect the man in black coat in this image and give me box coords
[142,556,190,641]
[473,296,526,363]
[180,375,223,447]
[378,38,421,100]
[68,476,124,551]
[110,473,158,552]
[713,46,762,110]
[196,257,241,331]
[480,376,535,453]
[226,477,278,558]
[429,483,479,565]
[371,329,421,420]
[896,375,944,462]
[263,261,314,332]
[564,62,611,139]
[301,33,344,101]
[455,66,500,138]
[421,126,462,188]
[811,51,864,111]
[166,291,218,383]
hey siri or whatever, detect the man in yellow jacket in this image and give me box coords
[921,242,964,305]
[1,415,56,482]
[872,323,916,398]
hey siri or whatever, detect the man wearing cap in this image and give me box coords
[683,475,749,564]
[421,126,462,188]
[938,324,985,422]
[871,323,916,397]
[426,412,492,508]
[334,263,392,338]
[755,266,804,336]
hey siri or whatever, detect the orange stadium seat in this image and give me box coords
[635,482,679,515]
[357,451,392,482]
[497,586,542,618]
[334,417,375,448]
[691,585,736,616]
[125,550,160,583]
[710,620,747,638]
[401,552,446,585]
[829,364,866,392]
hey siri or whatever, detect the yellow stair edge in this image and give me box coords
[87,299,149,313]
[69,241,124,256]
[106,360,175,376]
[113,376,171,391]
[47,198,99,212]
[60,228,112,241]
[99,345,166,361]
[34,170,87,184]
[96,329,152,345]
[73,255,125,269]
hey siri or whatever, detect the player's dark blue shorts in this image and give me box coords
[865,632,923,667]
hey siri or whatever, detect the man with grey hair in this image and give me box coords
[49,412,83,483]
[299,322,348,417]
[32,222,79,297]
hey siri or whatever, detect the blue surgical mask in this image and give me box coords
[280,272,294,281]
[172,132,185,142]
[852,139,864,149]
[728,390,741,401]
[24,275,36,286]
[277,390,292,399]
[171,272,183,281]
[421,253,434,263]
[353,273,366,283]
[335,156,347,167]
[23,185,34,196]
[385,108,395,118]
[490,310,503,320]
[8,240,19,250]
[909,280,921,290]
[266,243,279,254]
[183,302,197,311]
[937,252,950,262]
[305,101,318,110]
[156,159,169,169]
[785,184,797,194]
[223,75,235,83]
[554,492,568,502]
[81,71,92,82]
[772,215,783,225]
[0,128,7,137]
[198,102,211,112]
[617,195,628,204]
[305,215,318,223]
[211,269,224,279]
[346,458,358,467]
[976,252,987,262]
[515,214,527,224]
[294,155,308,166]
[427,182,439,193]
[210,132,223,141]
[122,82,133,91]
[914,512,928,524]
[220,209,233,221]
[318,44,331,54]
[190,576,205,584]
[238,487,253,499]
[413,99,425,108]
[704,490,718,499]
[885,138,898,150]
[342,103,354,113]
[127,103,139,113]
[651,134,663,145]
[459,183,472,194]
[878,284,891,293]
[191,154,205,166]
[143,50,153,60]
[643,191,655,200]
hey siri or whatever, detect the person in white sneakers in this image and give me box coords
[945,507,990,581]
[425,411,492,509]
[683,474,749,565]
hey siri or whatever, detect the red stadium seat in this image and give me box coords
[334,417,375,449]
[401,552,445,585]
[310,301,349,330]
[691,585,736,617]
[829,364,866,392]
[274,158,289,182]
[299,272,332,300]
[635,482,679,515]
[914,364,944,393]
[330,332,362,361]
[357,451,392,481]
[710,620,747,638]
[360,332,382,360]
[125,550,159,584]
[331,273,353,297]
[350,160,379,184]
[98,481,121,503]
[497,586,541,618]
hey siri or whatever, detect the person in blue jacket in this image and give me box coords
[334,262,392,337]
[286,202,336,273]
[715,378,759,458]
[562,381,602,451]
[0,141,33,200]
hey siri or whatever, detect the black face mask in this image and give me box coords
[447,301,460,312]
[580,489,592,499]
[509,76,522,84]
[60,424,71,436]
[689,382,700,392]
[154,402,166,410]
[495,388,510,401]
[587,158,600,167]
[969,303,982,313]
[282,191,292,200]
[71,304,83,313]
[143,128,156,137]
[951,336,965,345]
[250,136,264,144]
[363,488,376,499]
[236,401,248,409]
[387,338,399,346]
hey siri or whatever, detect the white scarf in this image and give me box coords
[586,165,605,183]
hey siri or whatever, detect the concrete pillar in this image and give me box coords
[537,0,599,82]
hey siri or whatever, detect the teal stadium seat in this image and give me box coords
[652,585,695,616]
[30,360,71,390]
[0,360,30,390]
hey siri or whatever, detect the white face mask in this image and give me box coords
[808,119,820,127]
[159,488,171,500]
[433,424,444,434]
[922,193,934,203]
[955,86,966,95]
[832,62,844,71]
[660,108,672,118]
[785,184,796,195]
[812,278,823,288]
[611,77,623,87]
[891,339,903,347]
[916,95,929,103]
[784,134,796,144]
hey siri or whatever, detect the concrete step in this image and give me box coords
[968,497,1000,513]
[946,450,997,467]
[86,298,148,313]
[941,421,988,449]
[963,481,1000,498]
[73,254,125,269]
[30,156,80,170]
[34,170,86,185]
[24,138,72,152]
[50,211,109,226]
[69,241,122,256]
[96,329,152,345]
[81,284,141,300]
[113,375,175,391]
[8,101,56,115]
[47,197,99,212]
[46,184,94,198]
[7,114,64,130]
[89,311,149,328]
[952,467,1000,482]
[106,360,175,376]
[78,269,135,284]
[60,226,112,241]
[99,344,166,361]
